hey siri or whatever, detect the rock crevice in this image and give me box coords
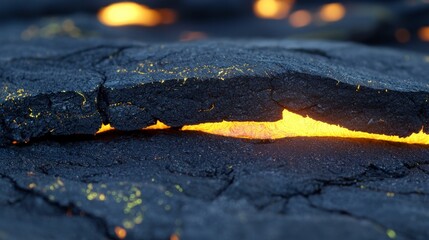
[2,39,429,144]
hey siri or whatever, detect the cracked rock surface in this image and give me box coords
[2,39,429,144]
[1,131,429,240]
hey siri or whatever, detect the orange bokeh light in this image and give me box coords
[253,0,294,19]
[98,2,175,27]
[418,26,429,42]
[395,28,411,43]
[180,31,208,42]
[289,10,312,28]
[319,3,346,22]
[114,226,127,239]
[170,234,180,240]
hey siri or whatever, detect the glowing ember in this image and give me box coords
[98,2,175,27]
[418,26,429,42]
[114,226,127,239]
[96,121,170,134]
[96,123,114,134]
[170,234,180,240]
[319,3,346,22]
[182,109,429,145]
[289,10,312,28]
[253,0,294,19]
[144,121,171,130]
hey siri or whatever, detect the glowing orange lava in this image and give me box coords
[98,2,175,27]
[144,121,171,130]
[95,109,429,145]
[182,109,429,144]
[253,0,294,19]
[96,121,170,134]
[96,123,114,134]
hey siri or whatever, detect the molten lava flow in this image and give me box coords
[95,109,429,145]
[96,123,114,134]
[96,121,170,134]
[98,2,175,27]
[144,121,171,130]
[182,109,429,145]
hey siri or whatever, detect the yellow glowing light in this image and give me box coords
[115,226,127,239]
[94,109,429,145]
[253,0,294,19]
[96,121,170,134]
[182,109,429,145]
[289,10,312,28]
[98,2,168,27]
[99,194,106,201]
[144,120,171,130]
[386,229,397,239]
[96,123,114,134]
[418,26,429,42]
[319,3,346,22]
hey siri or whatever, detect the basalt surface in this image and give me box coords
[1,38,429,145]
[0,131,428,240]
[2,38,429,239]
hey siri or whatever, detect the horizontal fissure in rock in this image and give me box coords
[1,39,429,144]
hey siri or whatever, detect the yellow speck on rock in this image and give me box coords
[386,229,397,239]
[174,185,183,193]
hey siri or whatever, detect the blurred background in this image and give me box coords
[0,0,428,52]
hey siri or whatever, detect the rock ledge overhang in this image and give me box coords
[1,38,429,144]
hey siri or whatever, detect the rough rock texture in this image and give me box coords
[0,131,428,240]
[2,39,429,144]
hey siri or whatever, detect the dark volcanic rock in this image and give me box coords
[0,131,428,239]
[2,38,429,144]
